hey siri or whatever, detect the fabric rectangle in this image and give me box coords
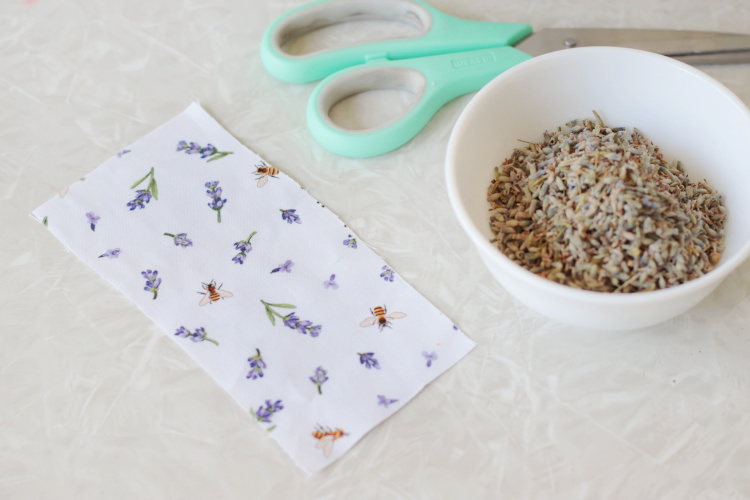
[32,103,475,474]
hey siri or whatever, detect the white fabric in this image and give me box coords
[31,102,475,474]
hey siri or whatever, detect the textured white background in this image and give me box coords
[4,0,750,498]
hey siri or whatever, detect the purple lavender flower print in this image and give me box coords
[422,351,438,367]
[280,209,301,224]
[343,234,357,249]
[117,149,131,158]
[323,274,338,290]
[234,241,251,253]
[254,405,272,422]
[271,260,293,274]
[282,311,299,329]
[127,167,158,210]
[261,300,321,338]
[177,140,233,162]
[377,395,398,408]
[164,232,193,248]
[142,269,161,299]
[173,325,219,345]
[200,144,217,158]
[205,180,226,223]
[309,366,328,394]
[98,248,121,259]
[127,190,152,210]
[380,265,395,282]
[191,327,207,342]
[177,141,200,154]
[86,211,100,231]
[232,231,256,264]
[358,352,381,370]
[247,349,266,380]
[295,320,313,334]
[251,399,283,423]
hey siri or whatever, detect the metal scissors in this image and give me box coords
[261,0,750,158]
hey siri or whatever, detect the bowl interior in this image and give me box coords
[447,47,750,290]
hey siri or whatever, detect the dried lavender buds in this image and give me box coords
[487,114,726,293]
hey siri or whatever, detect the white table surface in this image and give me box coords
[4,0,750,498]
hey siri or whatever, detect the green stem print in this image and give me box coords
[261,300,322,338]
[261,300,296,326]
[233,231,257,264]
[177,141,233,162]
[127,167,158,210]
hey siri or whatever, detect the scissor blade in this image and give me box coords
[515,28,750,65]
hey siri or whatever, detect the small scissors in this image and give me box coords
[261,0,750,158]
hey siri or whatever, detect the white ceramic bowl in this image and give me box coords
[446,47,750,331]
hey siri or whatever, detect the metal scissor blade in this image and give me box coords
[515,28,750,65]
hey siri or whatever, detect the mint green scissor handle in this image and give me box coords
[260,0,533,157]
[306,45,532,157]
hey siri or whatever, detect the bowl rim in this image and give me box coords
[445,46,750,305]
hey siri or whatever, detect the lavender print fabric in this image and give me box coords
[31,103,475,475]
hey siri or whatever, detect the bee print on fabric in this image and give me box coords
[360,306,406,331]
[198,279,233,306]
[312,425,347,458]
[254,160,279,188]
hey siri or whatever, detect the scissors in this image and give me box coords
[261,0,750,158]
